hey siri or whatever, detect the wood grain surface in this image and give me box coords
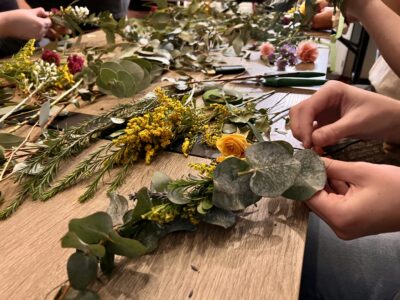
[0,31,330,300]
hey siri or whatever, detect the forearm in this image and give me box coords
[0,11,11,38]
[17,0,30,9]
[356,0,400,76]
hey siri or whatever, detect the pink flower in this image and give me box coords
[296,41,319,63]
[67,54,85,74]
[260,42,275,57]
[50,8,61,16]
[41,49,61,66]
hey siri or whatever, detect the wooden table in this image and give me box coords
[0,32,330,300]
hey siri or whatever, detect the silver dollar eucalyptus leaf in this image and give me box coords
[282,149,327,201]
[246,142,301,198]
[213,157,261,211]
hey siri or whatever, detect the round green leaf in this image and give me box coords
[67,252,98,291]
[167,187,191,205]
[246,142,301,198]
[117,70,136,97]
[61,232,106,258]
[68,212,113,244]
[101,61,125,73]
[99,68,117,86]
[202,207,236,229]
[151,171,171,193]
[106,230,148,258]
[282,149,327,201]
[212,157,261,211]
[110,80,127,98]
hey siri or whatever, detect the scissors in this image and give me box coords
[260,71,327,87]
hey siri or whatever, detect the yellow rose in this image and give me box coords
[216,134,250,162]
[299,2,306,15]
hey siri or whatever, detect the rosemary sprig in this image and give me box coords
[0,97,158,219]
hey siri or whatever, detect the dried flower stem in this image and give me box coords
[0,83,45,125]
[0,122,39,182]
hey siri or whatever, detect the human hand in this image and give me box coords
[289,81,400,148]
[312,7,334,29]
[307,158,400,239]
[1,8,51,40]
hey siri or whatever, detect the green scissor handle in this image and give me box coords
[262,77,328,87]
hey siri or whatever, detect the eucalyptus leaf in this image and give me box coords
[282,149,327,201]
[106,192,129,226]
[0,133,24,149]
[222,123,237,134]
[202,207,236,229]
[107,230,147,258]
[61,232,106,258]
[151,172,171,193]
[212,157,261,211]
[117,70,136,97]
[68,212,113,244]
[67,252,98,291]
[232,36,244,56]
[246,142,301,198]
[130,187,153,222]
[167,186,191,205]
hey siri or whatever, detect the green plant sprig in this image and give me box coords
[0,97,158,220]
[56,140,327,299]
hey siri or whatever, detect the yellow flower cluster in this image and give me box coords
[56,64,75,88]
[2,39,35,77]
[113,89,190,164]
[189,162,217,177]
[200,104,230,148]
[142,203,199,225]
[181,138,191,157]
[142,204,180,224]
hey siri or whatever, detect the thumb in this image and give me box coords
[311,117,351,147]
[33,7,49,18]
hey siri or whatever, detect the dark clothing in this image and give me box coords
[0,0,24,57]
[26,0,130,19]
[0,0,18,12]
[129,0,151,11]
[300,213,400,300]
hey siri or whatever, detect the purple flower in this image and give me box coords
[268,53,276,64]
[276,59,288,71]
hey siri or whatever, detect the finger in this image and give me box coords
[305,189,346,226]
[328,179,349,195]
[311,115,352,147]
[323,157,363,183]
[289,81,345,148]
[46,28,61,40]
[33,7,49,18]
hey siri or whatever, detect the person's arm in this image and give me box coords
[289,80,400,148]
[16,0,30,9]
[306,158,400,240]
[344,0,400,77]
[0,8,51,40]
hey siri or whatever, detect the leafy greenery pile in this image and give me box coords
[56,141,326,299]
